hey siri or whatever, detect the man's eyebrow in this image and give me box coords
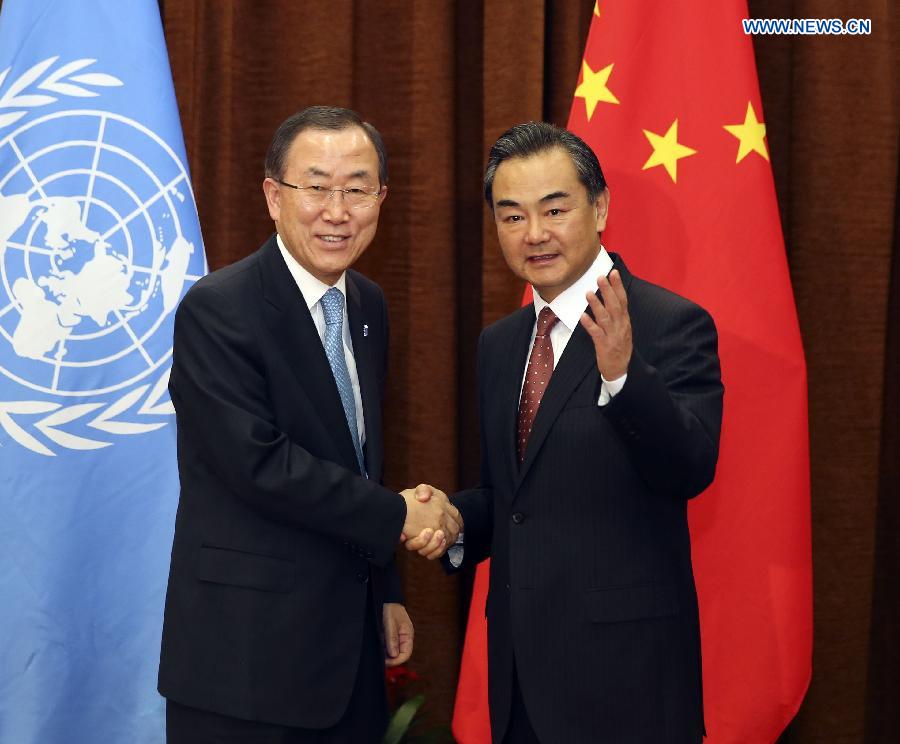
[539,190,570,202]
[305,166,331,178]
[496,192,570,208]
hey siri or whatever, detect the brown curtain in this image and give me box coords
[749,1,900,742]
[161,1,899,739]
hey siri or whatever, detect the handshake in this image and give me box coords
[399,484,461,560]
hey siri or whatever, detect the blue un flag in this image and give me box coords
[0,1,205,741]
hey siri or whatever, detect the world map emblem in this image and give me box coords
[0,57,206,455]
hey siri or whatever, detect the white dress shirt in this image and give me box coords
[276,234,365,448]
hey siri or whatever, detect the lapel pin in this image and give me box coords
[363,324,369,337]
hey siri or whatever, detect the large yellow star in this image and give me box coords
[574,61,619,120]
[641,119,697,183]
[723,102,769,163]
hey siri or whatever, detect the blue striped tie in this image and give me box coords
[320,287,366,476]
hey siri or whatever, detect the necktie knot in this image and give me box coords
[320,287,344,325]
[535,307,559,338]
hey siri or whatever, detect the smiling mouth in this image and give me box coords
[317,235,350,244]
[527,253,558,264]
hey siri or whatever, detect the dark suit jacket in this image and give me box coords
[451,255,723,744]
[158,235,406,728]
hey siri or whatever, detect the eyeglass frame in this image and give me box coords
[273,178,385,210]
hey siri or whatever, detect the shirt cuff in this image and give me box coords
[448,532,465,568]
[597,373,627,406]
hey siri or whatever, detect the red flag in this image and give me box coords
[452,560,491,742]
[453,2,811,742]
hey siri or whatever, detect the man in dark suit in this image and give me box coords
[410,122,723,742]
[158,106,460,743]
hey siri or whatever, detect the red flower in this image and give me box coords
[385,665,419,687]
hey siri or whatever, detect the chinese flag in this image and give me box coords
[453,2,812,742]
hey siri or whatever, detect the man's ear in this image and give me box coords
[594,187,610,233]
[262,178,281,223]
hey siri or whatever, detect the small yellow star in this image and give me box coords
[723,102,769,163]
[594,1,601,16]
[642,119,697,183]
[574,61,619,120]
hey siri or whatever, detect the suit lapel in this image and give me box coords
[512,254,635,494]
[607,251,634,293]
[514,321,598,493]
[258,237,361,472]
[498,307,537,490]
[346,274,382,480]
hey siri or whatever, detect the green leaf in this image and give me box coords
[383,694,425,744]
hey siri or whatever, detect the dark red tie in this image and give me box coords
[517,307,559,463]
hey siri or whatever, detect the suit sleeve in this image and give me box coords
[377,296,404,603]
[169,282,406,567]
[602,298,723,500]
[445,331,495,572]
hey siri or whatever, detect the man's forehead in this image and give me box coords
[286,127,377,171]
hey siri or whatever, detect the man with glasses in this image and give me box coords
[158,106,461,743]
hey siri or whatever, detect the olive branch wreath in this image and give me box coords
[0,370,175,456]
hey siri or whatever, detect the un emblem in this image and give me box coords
[0,58,205,455]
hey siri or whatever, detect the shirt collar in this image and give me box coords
[276,233,347,310]
[532,246,614,331]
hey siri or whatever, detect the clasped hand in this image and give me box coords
[399,484,461,560]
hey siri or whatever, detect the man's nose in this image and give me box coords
[524,218,548,244]
[322,191,350,221]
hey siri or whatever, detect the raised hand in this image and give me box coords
[399,484,462,560]
[580,269,632,382]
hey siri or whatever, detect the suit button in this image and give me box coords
[511,512,525,525]
[356,571,369,584]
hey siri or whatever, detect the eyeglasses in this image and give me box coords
[274,179,383,210]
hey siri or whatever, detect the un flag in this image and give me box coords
[0,1,205,741]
